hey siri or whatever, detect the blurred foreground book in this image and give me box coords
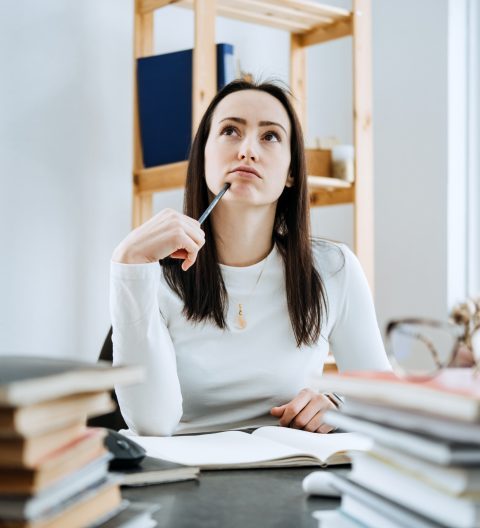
[312,369,480,528]
[0,356,156,528]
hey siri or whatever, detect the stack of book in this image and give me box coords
[0,356,146,528]
[315,369,480,528]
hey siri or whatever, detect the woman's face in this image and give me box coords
[204,90,293,206]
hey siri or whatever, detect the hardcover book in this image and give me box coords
[0,392,114,438]
[137,43,235,168]
[0,479,121,528]
[318,369,480,422]
[0,421,85,467]
[0,429,107,494]
[0,356,143,407]
[0,456,110,520]
[325,410,480,466]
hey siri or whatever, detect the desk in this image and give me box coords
[123,467,344,528]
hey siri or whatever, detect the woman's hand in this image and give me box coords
[112,208,205,271]
[270,388,337,433]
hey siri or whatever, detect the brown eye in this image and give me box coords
[220,125,239,136]
[263,131,280,142]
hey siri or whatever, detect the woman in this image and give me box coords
[111,79,390,437]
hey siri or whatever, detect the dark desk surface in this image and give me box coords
[123,467,344,528]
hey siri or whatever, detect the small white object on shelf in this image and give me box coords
[331,145,355,183]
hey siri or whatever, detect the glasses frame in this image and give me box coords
[385,317,479,380]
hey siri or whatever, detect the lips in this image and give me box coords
[229,166,261,178]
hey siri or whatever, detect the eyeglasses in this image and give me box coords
[385,298,480,380]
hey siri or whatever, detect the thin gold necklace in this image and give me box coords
[231,252,271,330]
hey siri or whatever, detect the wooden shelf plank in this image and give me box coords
[134,161,188,194]
[300,16,353,47]
[139,0,349,19]
[219,0,334,26]
[309,186,354,206]
[139,0,179,15]
[266,0,349,20]
[177,0,311,32]
[307,175,351,189]
[137,0,352,40]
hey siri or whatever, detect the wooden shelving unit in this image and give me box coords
[133,0,374,290]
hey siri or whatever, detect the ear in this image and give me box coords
[285,173,294,188]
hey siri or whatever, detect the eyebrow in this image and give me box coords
[219,117,288,136]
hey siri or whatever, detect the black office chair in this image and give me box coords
[87,327,128,431]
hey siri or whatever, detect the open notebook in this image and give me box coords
[130,426,371,469]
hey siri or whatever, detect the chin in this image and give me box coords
[227,190,278,208]
[226,183,257,199]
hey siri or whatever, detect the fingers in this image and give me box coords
[303,412,335,434]
[155,210,205,270]
[291,394,335,431]
[271,390,336,433]
[274,389,312,427]
[174,219,205,249]
[270,404,287,417]
[167,228,204,271]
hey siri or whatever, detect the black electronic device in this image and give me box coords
[104,428,146,470]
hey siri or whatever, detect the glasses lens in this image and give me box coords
[387,322,459,377]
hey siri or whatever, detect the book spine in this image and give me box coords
[217,43,235,88]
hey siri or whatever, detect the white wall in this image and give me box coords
[373,0,449,330]
[0,1,133,359]
[0,0,458,359]
[467,0,480,296]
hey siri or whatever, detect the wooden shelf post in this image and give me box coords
[133,3,154,228]
[352,0,374,291]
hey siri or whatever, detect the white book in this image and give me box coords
[341,399,480,445]
[350,452,480,528]
[329,474,445,528]
[130,427,372,469]
[369,444,480,496]
[311,510,361,528]
[342,495,407,528]
[325,410,480,465]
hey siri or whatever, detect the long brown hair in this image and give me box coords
[160,79,327,347]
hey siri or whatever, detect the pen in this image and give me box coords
[198,183,231,225]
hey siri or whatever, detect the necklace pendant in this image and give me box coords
[235,314,247,330]
[235,303,247,330]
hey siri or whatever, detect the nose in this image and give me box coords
[237,137,258,162]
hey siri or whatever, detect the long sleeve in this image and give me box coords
[329,246,392,372]
[110,261,183,436]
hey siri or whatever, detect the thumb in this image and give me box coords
[270,404,287,416]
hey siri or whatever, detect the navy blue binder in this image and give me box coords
[137,43,235,168]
